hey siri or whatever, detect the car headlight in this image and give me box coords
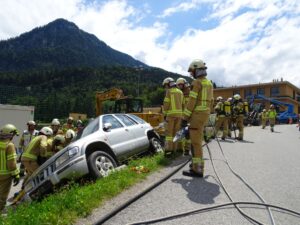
[55,146,79,168]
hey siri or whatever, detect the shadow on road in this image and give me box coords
[171,176,220,204]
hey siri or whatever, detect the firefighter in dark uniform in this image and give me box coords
[182,59,214,177]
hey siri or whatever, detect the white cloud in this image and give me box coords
[0,0,300,87]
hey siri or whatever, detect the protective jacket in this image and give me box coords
[183,78,213,120]
[215,101,231,116]
[19,129,39,150]
[268,109,277,119]
[21,135,48,161]
[163,87,184,117]
[0,140,19,178]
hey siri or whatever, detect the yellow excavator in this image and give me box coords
[95,88,164,136]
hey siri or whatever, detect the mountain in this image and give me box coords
[0,18,146,72]
[0,18,186,121]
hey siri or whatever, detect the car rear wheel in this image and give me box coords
[149,137,164,153]
[87,151,117,179]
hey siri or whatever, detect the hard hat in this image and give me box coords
[53,134,65,145]
[65,129,75,139]
[233,94,241,100]
[216,96,223,101]
[67,116,74,122]
[0,124,19,137]
[51,118,60,126]
[176,78,186,86]
[27,120,36,126]
[227,97,232,102]
[270,104,274,109]
[40,127,53,136]
[162,77,175,87]
[188,59,207,72]
[263,109,266,112]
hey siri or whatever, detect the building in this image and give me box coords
[214,80,300,114]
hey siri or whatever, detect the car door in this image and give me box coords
[115,114,149,153]
[102,115,137,159]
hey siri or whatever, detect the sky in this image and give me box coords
[1,0,300,87]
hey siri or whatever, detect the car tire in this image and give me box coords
[87,151,117,179]
[149,137,164,153]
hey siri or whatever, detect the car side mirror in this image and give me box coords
[103,123,112,131]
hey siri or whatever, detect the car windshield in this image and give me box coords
[75,118,99,140]
[127,114,146,124]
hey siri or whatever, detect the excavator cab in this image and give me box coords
[114,98,143,113]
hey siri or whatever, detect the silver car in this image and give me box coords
[23,114,163,200]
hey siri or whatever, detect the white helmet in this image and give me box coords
[0,124,19,138]
[27,120,36,126]
[188,59,207,72]
[162,77,175,87]
[233,94,241,100]
[40,127,53,136]
[51,118,60,126]
[216,96,223,101]
[176,78,186,86]
[65,129,75,139]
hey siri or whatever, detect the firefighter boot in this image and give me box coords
[183,161,203,177]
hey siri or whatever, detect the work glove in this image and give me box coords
[13,174,20,186]
[181,119,188,128]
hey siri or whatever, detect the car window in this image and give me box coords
[102,115,124,129]
[127,114,146,124]
[115,114,137,126]
[76,118,99,140]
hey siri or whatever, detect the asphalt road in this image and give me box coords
[101,124,300,225]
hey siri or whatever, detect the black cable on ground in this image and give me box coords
[205,143,265,225]
[212,124,276,225]
[94,155,191,225]
[126,201,300,225]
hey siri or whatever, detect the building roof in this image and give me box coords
[215,81,300,93]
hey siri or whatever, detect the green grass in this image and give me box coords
[0,153,169,225]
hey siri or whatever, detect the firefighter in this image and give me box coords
[0,124,20,212]
[214,96,231,140]
[65,129,76,146]
[268,104,277,132]
[182,59,214,177]
[227,97,234,138]
[176,78,191,155]
[232,94,249,140]
[260,109,268,129]
[62,117,75,133]
[21,127,53,183]
[18,120,39,176]
[162,77,184,157]
[51,118,63,136]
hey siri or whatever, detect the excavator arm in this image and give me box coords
[95,88,124,116]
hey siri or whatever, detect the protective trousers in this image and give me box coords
[189,112,209,172]
[269,118,275,129]
[236,115,244,139]
[261,118,267,128]
[165,116,181,152]
[214,116,229,138]
[22,160,39,185]
[0,176,12,211]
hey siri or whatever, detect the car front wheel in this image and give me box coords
[149,137,164,153]
[87,151,117,179]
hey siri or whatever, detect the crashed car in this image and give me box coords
[23,114,163,200]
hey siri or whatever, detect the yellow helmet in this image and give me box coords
[188,59,207,72]
[53,134,65,145]
[162,77,175,87]
[176,78,186,86]
[0,124,19,138]
[216,96,223,101]
[233,94,241,100]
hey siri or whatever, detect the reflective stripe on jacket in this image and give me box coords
[183,78,214,119]
[22,135,47,161]
[163,87,184,117]
[0,141,19,176]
